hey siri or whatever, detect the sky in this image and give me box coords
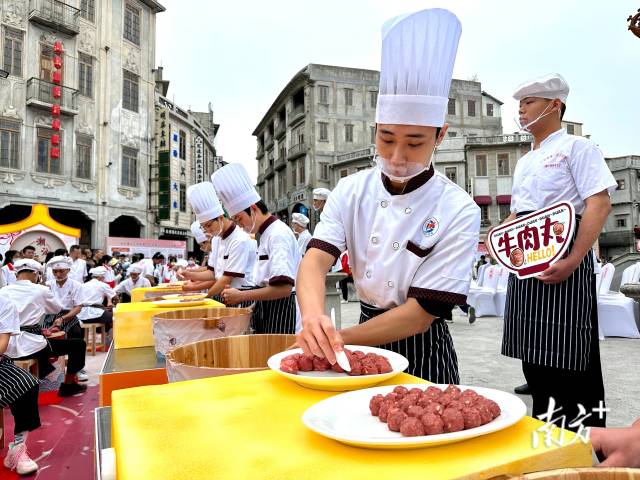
[156,0,640,181]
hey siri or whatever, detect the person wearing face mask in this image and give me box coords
[291,213,312,257]
[500,73,616,428]
[296,9,480,382]
[312,188,331,216]
[211,164,301,334]
[181,221,219,292]
[184,182,256,305]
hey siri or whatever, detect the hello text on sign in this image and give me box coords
[487,202,575,279]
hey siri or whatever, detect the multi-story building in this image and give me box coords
[445,80,503,138]
[0,0,164,247]
[149,66,220,248]
[599,155,640,259]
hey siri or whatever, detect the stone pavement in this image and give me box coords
[339,301,639,427]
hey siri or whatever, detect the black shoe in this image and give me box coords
[58,382,87,397]
[469,307,476,324]
[514,383,531,395]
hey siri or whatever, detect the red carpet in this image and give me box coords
[0,385,97,479]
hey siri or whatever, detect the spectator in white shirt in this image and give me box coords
[68,245,87,284]
[77,267,116,333]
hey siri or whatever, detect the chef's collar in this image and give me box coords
[381,163,435,196]
[539,128,565,149]
[221,223,236,240]
[258,215,278,235]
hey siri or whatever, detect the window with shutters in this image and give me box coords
[290,161,296,186]
[318,122,328,141]
[124,4,141,45]
[345,124,353,142]
[499,204,511,221]
[80,0,95,22]
[298,158,305,184]
[468,100,476,117]
[370,90,378,108]
[448,98,456,115]
[340,169,348,178]
[75,135,92,179]
[3,28,23,77]
[344,88,353,106]
[318,85,328,105]
[39,44,61,84]
[475,154,487,177]
[497,153,510,176]
[123,70,139,112]
[566,123,575,135]
[319,163,329,180]
[36,129,61,175]
[121,146,138,187]
[78,53,93,98]
[480,205,490,227]
[486,103,494,117]
[0,119,20,169]
[179,130,186,159]
[445,167,457,183]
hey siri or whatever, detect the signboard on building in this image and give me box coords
[194,136,204,183]
[105,237,186,260]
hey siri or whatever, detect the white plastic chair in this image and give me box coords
[493,268,511,317]
[598,263,615,295]
[468,266,500,317]
[597,263,640,338]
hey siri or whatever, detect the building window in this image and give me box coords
[80,0,95,22]
[480,205,490,227]
[124,4,141,46]
[290,161,296,186]
[475,154,487,177]
[3,28,23,77]
[616,179,626,190]
[318,85,328,105]
[180,183,187,212]
[36,129,61,175]
[616,217,627,228]
[499,204,511,221]
[344,88,353,107]
[318,122,328,141]
[0,119,20,169]
[345,124,354,143]
[320,163,329,180]
[444,167,457,183]
[448,131,457,137]
[179,130,186,159]
[448,98,456,115]
[121,146,138,188]
[298,158,305,184]
[468,100,476,117]
[370,125,376,144]
[497,153,510,176]
[566,123,575,135]
[370,90,378,108]
[340,169,348,178]
[39,43,60,83]
[75,135,92,179]
[486,103,494,117]
[278,172,286,196]
[78,53,93,98]
[123,70,139,112]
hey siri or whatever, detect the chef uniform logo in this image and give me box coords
[422,217,439,236]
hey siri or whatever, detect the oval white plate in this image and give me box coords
[151,299,209,308]
[302,383,527,449]
[268,345,409,392]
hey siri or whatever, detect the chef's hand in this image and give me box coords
[221,286,242,306]
[181,270,194,280]
[537,258,579,284]
[591,424,640,467]
[297,314,344,365]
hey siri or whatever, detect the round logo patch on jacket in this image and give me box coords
[422,217,439,236]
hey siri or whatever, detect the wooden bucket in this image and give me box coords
[165,334,296,383]
[152,307,251,355]
[497,468,640,479]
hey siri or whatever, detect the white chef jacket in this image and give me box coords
[207,237,221,273]
[511,129,617,215]
[254,216,301,288]
[297,229,312,257]
[139,259,155,278]
[1,265,16,285]
[47,278,83,310]
[0,280,62,357]
[0,296,19,335]
[214,225,256,289]
[77,278,116,320]
[311,167,480,310]
[69,258,87,283]
[115,276,151,296]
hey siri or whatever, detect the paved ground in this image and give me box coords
[340,301,639,427]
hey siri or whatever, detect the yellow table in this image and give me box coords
[130,285,185,302]
[112,371,591,479]
[113,299,223,349]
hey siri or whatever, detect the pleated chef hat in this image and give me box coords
[48,255,72,270]
[128,264,142,275]
[312,188,331,201]
[190,220,208,244]
[89,266,107,277]
[187,182,224,223]
[513,73,569,103]
[14,259,43,273]
[376,8,462,127]
[291,213,309,227]
[211,164,261,217]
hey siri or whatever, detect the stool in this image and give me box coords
[14,358,39,378]
[82,323,108,356]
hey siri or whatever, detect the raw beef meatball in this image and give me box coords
[298,354,314,372]
[462,407,482,429]
[400,417,425,437]
[387,408,407,432]
[439,393,455,407]
[312,356,332,371]
[348,360,363,376]
[475,402,493,424]
[379,401,396,422]
[423,402,444,416]
[369,394,384,416]
[420,412,445,435]
[417,394,433,408]
[375,356,393,374]
[280,358,299,374]
[406,405,425,418]
[446,400,465,411]
[444,384,462,400]
[352,350,366,360]
[384,392,400,403]
[399,395,419,412]
[424,386,443,400]
[442,408,465,433]
[409,388,424,396]
[393,386,409,397]
[484,399,501,419]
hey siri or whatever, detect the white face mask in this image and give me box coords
[242,211,256,235]
[515,102,561,132]
[374,152,431,183]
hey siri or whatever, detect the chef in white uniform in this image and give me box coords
[77,266,116,333]
[184,182,256,305]
[114,263,151,302]
[312,188,331,215]
[292,213,312,256]
[43,256,83,339]
[296,9,480,383]
[181,221,218,293]
[68,245,87,284]
[212,164,301,334]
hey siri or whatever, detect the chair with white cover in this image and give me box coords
[493,267,511,317]
[597,263,640,338]
[598,263,615,296]
[467,265,500,317]
[594,272,605,341]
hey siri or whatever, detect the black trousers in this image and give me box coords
[16,338,86,377]
[84,310,113,332]
[9,384,41,434]
[339,275,354,301]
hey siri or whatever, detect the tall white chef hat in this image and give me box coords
[14,259,43,273]
[190,220,208,244]
[89,266,107,277]
[376,9,462,128]
[128,263,142,275]
[291,213,309,227]
[187,182,224,223]
[211,163,261,217]
[512,73,569,103]
[48,255,72,270]
[312,188,331,201]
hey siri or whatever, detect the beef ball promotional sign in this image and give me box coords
[487,202,575,279]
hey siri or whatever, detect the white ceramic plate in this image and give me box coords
[268,345,408,392]
[302,383,527,449]
[151,299,209,308]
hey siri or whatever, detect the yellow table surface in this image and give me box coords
[112,371,591,480]
[113,299,223,349]
[131,285,184,302]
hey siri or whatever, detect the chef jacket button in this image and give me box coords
[365,271,372,278]
[380,200,388,208]
[371,236,378,244]
[392,242,399,250]
[404,207,412,214]
[387,281,394,288]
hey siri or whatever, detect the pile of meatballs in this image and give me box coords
[369,385,501,437]
[280,349,393,375]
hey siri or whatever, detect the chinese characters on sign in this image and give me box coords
[488,202,575,279]
[194,136,204,183]
[155,106,169,152]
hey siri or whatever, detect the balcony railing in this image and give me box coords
[26,77,78,115]
[256,144,264,159]
[288,104,304,125]
[274,157,286,171]
[265,165,274,179]
[274,122,286,139]
[287,142,306,161]
[256,173,265,186]
[29,0,80,36]
[335,145,375,166]
[466,133,532,145]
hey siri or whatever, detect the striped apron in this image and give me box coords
[502,215,596,371]
[359,302,460,384]
[252,292,297,334]
[0,355,39,408]
[42,310,81,335]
